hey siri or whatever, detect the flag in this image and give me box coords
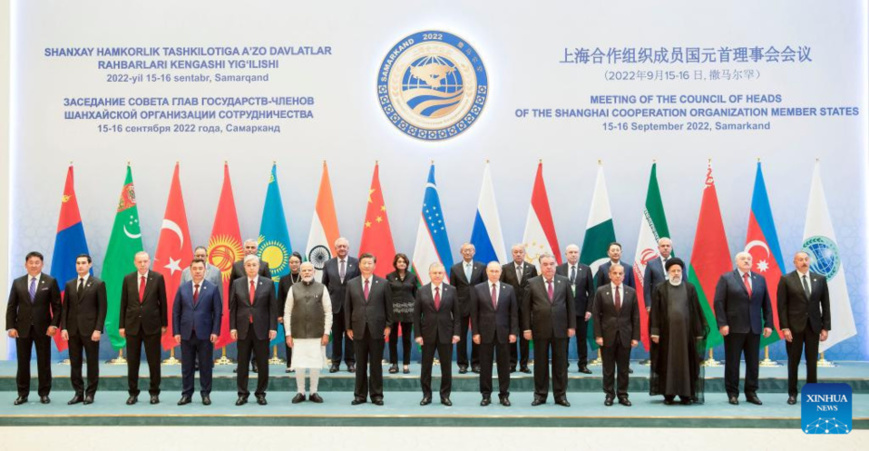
[208,163,244,349]
[803,162,856,352]
[469,162,507,266]
[258,163,293,346]
[631,163,672,351]
[358,163,396,278]
[411,163,454,285]
[102,164,144,351]
[686,163,732,350]
[154,163,193,351]
[580,162,616,348]
[49,165,91,353]
[305,162,340,282]
[745,162,785,347]
[522,162,562,270]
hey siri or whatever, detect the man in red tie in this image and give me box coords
[119,251,167,405]
[472,262,518,406]
[413,263,460,406]
[593,263,640,406]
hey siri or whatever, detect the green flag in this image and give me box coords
[580,164,617,350]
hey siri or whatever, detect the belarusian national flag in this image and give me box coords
[411,163,453,285]
[305,162,340,281]
[358,163,396,278]
[580,162,616,349]
[208,163,244,349]
[522,162,561,270]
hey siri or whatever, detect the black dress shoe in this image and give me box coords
[347,363,356,373]
[126,395,138,405]
[40,396,50,404]
[420,396,432,406]
[202,395,211,406]
[663,398,675,405]
[499,396,511,407]
[510,365,517,373]
[389,364,398,374]
[531,397,545,406]
[519,366,532,374]
[628,367,634,374]
[150,395,159,405]
[329,364,339,373]
[679,397,693,405]
[351,398,366,405]
[578,366,592,374]
[441,397,452,406]
[13,396,27,406]
[403,366,410,374]
[292,393,306,404]
[555,398,571,407]
[618,398,632,407]
[236,396,248,406]
[604,397,614,406]
[251,363,258,373]
[728,396,739,405]
[83,395,94,405]
[68,394,84,405]
[746,395,762,406]
[787,395,797,405]
[233,367,238,373]
[458,365,468,374]
[472,365,481,374]
[309,393,324,403]
[373,398,384,406]
[256,395,267,405]
[480,397,491,406]
[178,396,192,406]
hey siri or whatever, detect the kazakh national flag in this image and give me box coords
[258,163,293,346]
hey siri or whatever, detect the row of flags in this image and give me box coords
[44,160,856,356]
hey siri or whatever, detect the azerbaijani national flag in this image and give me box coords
[522,161,561,270]
[209,163,244,349]
[258,163,294,346]
[305,162,340,282]
[580,162,617,349]
[358,163,396,278]
[411,163,454,285]
[469,162,507,266]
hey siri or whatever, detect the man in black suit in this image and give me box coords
[778,251,831,405]
[230,255,278,406]
[522,253,576,407]
[345,253,392,405]
[449,243,487,374]
[472,262,518,406]
[714,251,773,406]
[414,263,460,406]
[61,254,106,405]
[321,237,360,373]
[119,251,167,405]
[501,244,537,373]
[229,239,271,374]
[6,251,62,405]
[556,244,594,374]
[641,238,672,365]
[593,263,640,406]
[594,242,635,289]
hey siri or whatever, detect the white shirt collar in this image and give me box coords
[797,269,810,278]
[248,276,258,285]
[29,273,42,282]
[610,282,622,293]
[77,274,90,283]
[738,269,751,279]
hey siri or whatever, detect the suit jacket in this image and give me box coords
[592,284,640,347]
[344,275,393,340]
[500,261,537,309]
[556,262,594,315]
[643,258,668,308]
[229,276,277,341]
[5,273,62,337]
[181,264,224,299]
[521,274,577,339]
[713,270,774,334]
[61,276,107,336]
[321,256,360,313]
[471,281,519,344]
[278,273,299,318]
[413,283,460,344]
[449,260,487,316]
[173,279,222,341]
[229,259,271,285]
[119,271,168,336]
[594,260,635,289]
[777,271,831,334]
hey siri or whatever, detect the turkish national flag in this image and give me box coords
[358,163,396,277]
[209,164,243,349]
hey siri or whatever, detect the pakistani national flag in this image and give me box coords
[102,165,144,351]
[411,163,454,285]
[580,163,616,349]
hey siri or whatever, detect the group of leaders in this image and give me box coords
[6,236,830,408]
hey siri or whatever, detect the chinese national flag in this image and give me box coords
[208,163,244,349]
[358,163,396,277]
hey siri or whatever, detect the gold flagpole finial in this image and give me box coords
[598,159,602,165]
[126,161,131,166]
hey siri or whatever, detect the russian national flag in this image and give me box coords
[469,162,507,265]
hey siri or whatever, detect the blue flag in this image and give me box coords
[257,164,293,347]
[411,163,454,285]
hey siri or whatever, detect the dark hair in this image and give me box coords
[194,245,208,254]
[608,242,622,251]
[190,258,207,268]
[25,251,44,262]
[75,253,92,264]
[359,253,376,263]
[393,253,409,271]
[289,251,303,262]
[665,257,685,272]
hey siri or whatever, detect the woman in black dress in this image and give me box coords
[385,253,417,374]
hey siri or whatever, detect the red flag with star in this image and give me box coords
[154,163,193,350]
[358,163,396,277]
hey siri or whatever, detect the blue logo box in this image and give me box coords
[802,383,852,434]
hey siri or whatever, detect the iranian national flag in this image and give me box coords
[580,163,616,348]
[305,162,341,281]
[686,163,732,350]
[411,163,453,285]
[208,163,243,349]
[358,163,396,277]
[522,162,561,270]
[632,163,672,351]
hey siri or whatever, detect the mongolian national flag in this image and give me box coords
[258,163,293,346]
[208,163,244,349]
[49,165,91,353]
[411,163,454,285]
[358,163,396,278]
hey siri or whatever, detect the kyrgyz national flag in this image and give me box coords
[209,163,243,349]
[580,162,616,349]
[49,165,91,352]
[522,161,562,270]
[745,162,784,347]
[358,163,396,278]
[154,163,193,350]
[305,162,341,282]
[102,164,144,350]
[258,163,293,346]
[411,163,454,285]
[686,162,732,350]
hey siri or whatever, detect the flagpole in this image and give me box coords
[162,348,181,365]
[702,348,722,367]
[759,346,781,367]
[817,352,836,367]
[107,349,127,365]
[214,347,234,365]
[268,345,285,365]
[589,349,603,366]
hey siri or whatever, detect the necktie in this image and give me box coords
[802,274,811,298]
[465,263,472,282]
[491,284,497,309]
[339,260,346,282]
[77,278,84,297]
[249,280,255,323]
[364,279,370,301]
[193,284,200,305]
[569,265,576,284]
[516,265,522,283]
[614,286,621,312]
[546,279,553,303]
[29,277,36,303]
[743,273,752,297]
[434,286,440,310]
[139,276,146,303]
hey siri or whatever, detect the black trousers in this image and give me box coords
[331,309,355,365]
[181,335,214,397]
[532,336,569,400]
[574,315,589,366]
[602,335,631,399]
[724,332,760,397]
[126,330,161,396]
[285,344,293,368]
[236,331,269,397]
[68,332,99,397]
[787,328,820,396]
[456,314,479,367]
[479,340,511,397]
[353,328,385,401]
[389,322,413,365]
[15,325,52,397]
[420,339,453,398]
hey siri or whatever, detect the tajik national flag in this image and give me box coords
[686,163,732,350]
[305,162,341,282]
[522,162,561,270]
[208,163,243,349]
[411,163,454,285]
[154,163,193,350]
[358,163,396,278]
[803,162,856,352]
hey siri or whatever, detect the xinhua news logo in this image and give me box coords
[801,383,852,434]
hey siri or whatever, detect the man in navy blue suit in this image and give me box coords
[472,262,519,406]
[173,258,222,406]
[594,242,635,289]
[714,251,773,406]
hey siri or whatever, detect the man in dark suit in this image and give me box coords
[778,251,831,405]
[119,251,167,405]
[556,244,594,374]
[345,253,393,405]
[173,258,222,406]
[6,251,62,405]
[414,263,460,406]
[641,238,673,366]
[230,255,278,406]
[594,242,635,289]
[229,239,271,374]
[593,263,640,406]
[714,252,773,406]
[522,253,576,407]
[472,262,518,406]
[321,237,360,373]
[61,254,106,405]
[449,243,487,374]
[501,244,537,373]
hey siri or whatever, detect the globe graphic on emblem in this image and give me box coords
[401,55,464,118]
[803,236,839,278]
